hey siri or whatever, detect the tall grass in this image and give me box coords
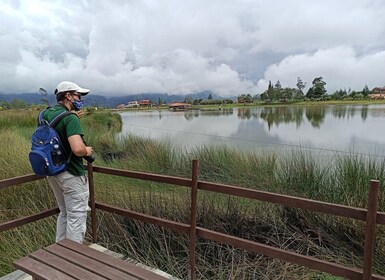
[0,109,38,129]
[91,132,385,278]
[1,110,385,279]
[0,120,58,274]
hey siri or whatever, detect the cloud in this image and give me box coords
[0,0,385,96]
[256,47,385,94]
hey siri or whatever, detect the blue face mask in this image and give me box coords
[73,100,84,111]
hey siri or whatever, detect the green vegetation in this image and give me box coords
[256,77,374,104]
[1,110,385,279]
[174,77,380,108]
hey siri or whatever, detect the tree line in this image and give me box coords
[246,77,373,103]
[181,76,375,106]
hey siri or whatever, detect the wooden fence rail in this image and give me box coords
[1,160,385,280]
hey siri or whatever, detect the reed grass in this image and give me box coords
[1,109,385,279]
[0,109,38,129]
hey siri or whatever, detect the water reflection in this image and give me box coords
[183,108,234,120]
[119,104,385,157]
[258,107,305,129]
[205,105,379,129]
[305,107,326,128]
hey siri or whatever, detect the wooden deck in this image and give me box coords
[13,239,170,280]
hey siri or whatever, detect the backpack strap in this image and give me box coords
[38,109,48,126]
[49,110,74,163]
[49,111,73,128]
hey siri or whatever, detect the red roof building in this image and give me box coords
[370,87,385,99]
[138,100,152,107]
[372,87,385,93]
[169,102,191,111]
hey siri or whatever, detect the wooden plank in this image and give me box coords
[30,249,106,280]
[92,166,191,187]
[377,212,385,225]
[199,181,368,221]
[13,256,76,280]
[0,208,59,233]
[58,239,169,280]
[0,174,44,190]
[45,244,137,280]
[96,202,190,234]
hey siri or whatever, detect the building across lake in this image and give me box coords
[169,102,191,111]
[370,87,385,99]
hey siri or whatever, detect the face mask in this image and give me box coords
[73,100,84,111]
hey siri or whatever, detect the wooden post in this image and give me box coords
[363,180,380,280]
[189,160,199,280]
[87,162,97,243]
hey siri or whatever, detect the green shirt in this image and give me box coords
[43,105,86,176]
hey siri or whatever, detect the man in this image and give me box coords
[44,81,94,243]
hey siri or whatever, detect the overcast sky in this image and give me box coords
[1,0,385,97]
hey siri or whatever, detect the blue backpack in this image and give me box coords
[29,110,73,176]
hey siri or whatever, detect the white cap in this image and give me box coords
[55,81,90,96]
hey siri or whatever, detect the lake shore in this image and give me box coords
[112,99,385,112]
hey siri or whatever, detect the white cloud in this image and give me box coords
[256,47,385,94]
[0,0,385,96]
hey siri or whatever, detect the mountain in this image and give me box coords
[0,91,228,108]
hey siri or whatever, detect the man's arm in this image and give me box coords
[68,134,93,157]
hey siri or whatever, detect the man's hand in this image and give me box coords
[72,110,84,119]
[85,146,93,157]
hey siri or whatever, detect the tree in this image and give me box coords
[193,99,202,105]
[208,94,213,100]
[311,76,327,98]
[222,99,233,104]
[245,94,253,103]
[331,89,347,100]
[281,87,295,101]
[184,96,193,104]
[362,85,371,97]
[0,100,10,109]
[237,94,253,104]
[274,80,283,100]
[306,87,314,99]
[39,87,50,107]
[274,80,282,90]
[296,77,306,97]
[237,94,245,103]
[260,92,268,101]
[10,98,27,109]
[267,81,274,101]
[354,93,364,99]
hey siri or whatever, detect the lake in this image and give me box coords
[119,104,385,159]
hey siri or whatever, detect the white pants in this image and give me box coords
[47,171,90,243]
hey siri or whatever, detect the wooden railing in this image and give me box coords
[1,160,385,280]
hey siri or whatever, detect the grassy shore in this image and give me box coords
[1,109,385,279]
[114,99,385,112]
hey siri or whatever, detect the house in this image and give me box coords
[372,87,385,93]
[369,93,385,99]
[126,101,139,108]
[138,100,152,107]
[169,102,191,111]
[369,87,385,99]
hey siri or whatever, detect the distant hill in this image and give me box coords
[0,91,229,108]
